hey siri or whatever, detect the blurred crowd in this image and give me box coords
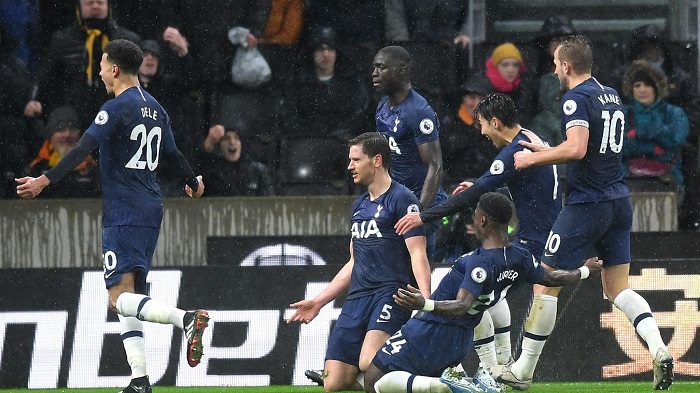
[1,1,698,230]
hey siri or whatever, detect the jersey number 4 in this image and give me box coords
[599,110,625,154]
[126,124,162,171]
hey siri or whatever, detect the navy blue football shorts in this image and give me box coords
[541,197,632,270]
[325,287,411,367]
[372,318,473,377]
[102,225,159,294]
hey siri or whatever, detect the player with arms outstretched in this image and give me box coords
[17,39,209,393]
[498,35,673,391]
[288,132,431,392]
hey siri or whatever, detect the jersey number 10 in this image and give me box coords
[599,110,625,154]
[125,124,162,171]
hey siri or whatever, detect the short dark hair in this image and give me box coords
[104,39,143,75]
[477,192,514,225]
[474,93,519,127]
[555,35,592,74]
[378,46,412,71]
[348,132,392,169]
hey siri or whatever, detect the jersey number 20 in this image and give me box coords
[126,124,162,171]
[599,110,625,154]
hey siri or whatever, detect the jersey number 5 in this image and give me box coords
[599,110,625,154]
[126,124,162,171]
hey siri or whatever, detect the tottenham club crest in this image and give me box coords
[471,267,487,283]
[419,118,435,134]
[563,100,577,116]
[490,160,505,175]
[95,110,109,125]
[407,204,420,214]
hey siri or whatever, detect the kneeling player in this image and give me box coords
[364,192,602,393]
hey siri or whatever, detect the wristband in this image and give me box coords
[422,299,435,312]
[578,266,590,280]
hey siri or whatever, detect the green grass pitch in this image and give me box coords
[2,382,699,393]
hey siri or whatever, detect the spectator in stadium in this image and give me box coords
[441,73,498,186]
[27,106,100,198]
[0,24,43,198]
[365,192,602,393]
[621,60,688,195]
[280,26,369,140]
[287,132,431,392]
[609,23,700,230]
[484,42,536,127]
[35,0,141,129]
[199,123,274,196]
[304,0,383,77]
[137,37,199,196]
[373,45,447,261]
[531,15,577,148]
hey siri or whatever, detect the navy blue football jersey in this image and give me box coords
[416,244,544,328]
[560,78,630,204]
[85,86,178,228]
[476,130,561,256]
[348,181,426,299]
[376,88,447,207]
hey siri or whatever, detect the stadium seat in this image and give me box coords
[277,136,350,195]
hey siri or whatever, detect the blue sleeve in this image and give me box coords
[394,188,426,239]
[85,101,121,144]
[475,147,518,190]
[561,91,590,132]
[408,106,440,146]
[460,256,489,297]
[523,253,546,283]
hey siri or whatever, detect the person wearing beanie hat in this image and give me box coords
[280,26,368,139]
[27,105,100,198]
[485,42,536,127]
[621,60,688,190]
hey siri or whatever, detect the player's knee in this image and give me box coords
[323,373,355,392]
